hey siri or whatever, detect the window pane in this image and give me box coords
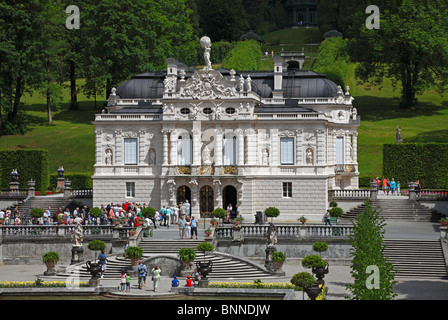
[178,135,192,165]
[126,182,135,197]
[281,137,294,165]
[336,137,344,164]
[223,136,237,165]
[124,138,138,165]
[283,182,292,197]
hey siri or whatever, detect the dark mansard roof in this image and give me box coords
[115,69,339,101]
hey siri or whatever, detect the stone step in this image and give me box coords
[383,239,448,279]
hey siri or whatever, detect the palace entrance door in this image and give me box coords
[177,185,191,205]
[200,185,214,218]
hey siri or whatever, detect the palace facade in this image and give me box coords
[92,37,359,222]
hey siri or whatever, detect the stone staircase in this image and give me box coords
[54,239,275,280]
[340,199,442,222]
[10,195,78,218]
[384,239,448,280]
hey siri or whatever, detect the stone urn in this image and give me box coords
[196,261,213,280]
[44,261,57,276]
[86,260,101,279]
[312,262,329,284]
[305,285,322,300]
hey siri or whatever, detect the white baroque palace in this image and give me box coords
[92,37,360,221]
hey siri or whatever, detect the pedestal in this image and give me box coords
[265,245,276,271]
[198,279,209,288]
[56,178,65,192]
[71,246,84,265]
[9,182,19,190]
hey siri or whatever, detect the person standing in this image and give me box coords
[136,260,148,289]
[180,202,186,217]
[324,209,331,226]
[165,206,171,229]
[185,200,190,216]
[390,178,396,195]
[397,180,401,196]
[120,270,127,292]
[160,206,167,226]
[97,249,109,279]
[185,215,191,239]
[178,215,186,239]
[151,265,161,292]
[190,215,198,240]
[381,177,387,194]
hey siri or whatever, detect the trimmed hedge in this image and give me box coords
[0,149,49,193]
[221,40,262,71]
[48,172,93,190]
[383,143,448,189]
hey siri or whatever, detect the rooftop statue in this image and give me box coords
[200,36,212,71]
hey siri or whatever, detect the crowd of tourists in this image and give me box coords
[373,177,422,196]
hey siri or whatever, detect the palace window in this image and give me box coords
[124,138,138,165]
[283,182,292,198]
[280,137,294,165]
[126,182,135,198]
[336,136,344,165]
[178,132,192,165]
[223,134,237,165]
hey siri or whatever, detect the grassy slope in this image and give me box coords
[0,29,446,178]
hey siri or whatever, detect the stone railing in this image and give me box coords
[0,225,132,238]
[409,190,448,201]
[71,189,93,197]
[329,189,371,200]
[0,189,29,199]
[215,224,354,240]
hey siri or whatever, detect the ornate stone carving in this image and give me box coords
[180,69,235,100]
[164,76,177,92]
[105,148,113,165]
[122,131,138,138]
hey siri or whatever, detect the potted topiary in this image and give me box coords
[42,251,60,276]
[264,207,280,221]
[212,208,226,226]
[125,246,144,268]
[312,241,329,257]
[329,206,344,223]
[290,272,319,300]
[141,206,156,219]
[210,218,218,227]
[89,207,103,225]
[196,242,214,280]
[30,208,44,224]
[298,216,307,225]
[302,254,329,284]
[271,251,286,271]
[129,228,137,237]
[440,218,447,226]
[234,216,244,226]
[178,247,196,269]
[204,228,213,237]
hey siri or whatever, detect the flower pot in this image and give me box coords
[304,285,322,300]
[273,261,283,271]
[129,231,136,237]
[196,261,213,280]
[86,261,101,279]
[131,257,140,266]
[44,261,56,276]
[312,262,329,284]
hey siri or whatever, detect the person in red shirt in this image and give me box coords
[185,275,193,287]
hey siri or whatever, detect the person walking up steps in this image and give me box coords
[151,265,161,292]
[136,260,148,289]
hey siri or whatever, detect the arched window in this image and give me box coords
[223,133,237,165]
[178,132,192,165]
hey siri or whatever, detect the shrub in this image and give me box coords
[290,272,316,290]
[330,207,344,218]
[383,143,448,189]
[196,242,214,253]
[49,172,93,189]
[89,207,103,218]
[313,37,349,88]
[212,208,226,219]
[329,201,338,208]
[141,207,156,218]
[264,207,280,220]
[87,240,106,252]
[312,242,329,254]
[302,254,327,269]
[178,248,196,263]
[125,246,144,260]
[30,208,44,218]
[222,40,263,71]
[0,149,49,193]
[271,251,286,263]
[42,251,60,264]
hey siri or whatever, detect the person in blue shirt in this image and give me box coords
[165,207,172,229]
[136,260,148,289]
[190,215,198,239]
[97,250,109,279]
[160,206,167,226]
[171,275,179,287]
[390,178,396,195]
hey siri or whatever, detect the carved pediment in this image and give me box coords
[180,70,236,100]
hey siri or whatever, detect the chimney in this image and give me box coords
[272,56,284,99]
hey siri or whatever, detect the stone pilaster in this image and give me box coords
[139,130,146,165]
[215,128,223,166]
[161,129,169,165]
[115,130,122,165]
[169,129,177,165]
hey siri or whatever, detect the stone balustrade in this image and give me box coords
[215,224,354,240]
[0,225,132,238]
